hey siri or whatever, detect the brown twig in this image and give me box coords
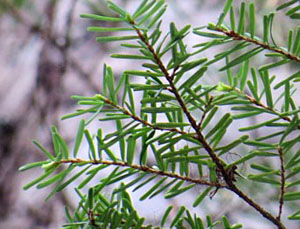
[234,88,300,130]
[102,97,190,136]
[59,159,224,188]
[215,27,300,63]
[277,147,285,220]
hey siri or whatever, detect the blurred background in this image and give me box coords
[0,0,298,228]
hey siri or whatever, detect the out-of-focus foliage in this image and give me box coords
[0,0,26,14]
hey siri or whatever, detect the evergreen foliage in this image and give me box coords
[20,0,300,228]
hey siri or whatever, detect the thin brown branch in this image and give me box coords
[129,21,287,229]
[59,159,224,188]
[102,96,190,136]
[234,88,300,130]
[277,147,285,220]
[215,27,300,63]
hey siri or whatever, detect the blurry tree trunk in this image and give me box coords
[0,1,78,228]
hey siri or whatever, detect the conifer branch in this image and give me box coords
[215,27,300,63]
[234,88,300,129]
[100,96,191,135]
[58,159,224,188]
[129,18,286,229]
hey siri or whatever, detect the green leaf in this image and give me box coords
[19,161,48,172]
[94,167,119,193]
[286,149,300,169]
[114,173,147,194]
[244,140,275,148]
[121,43,142,49]
[73,119,85,157]
[248,170,280,180]
[142,106,180,113]
[100,114,131,121]
[164,184,196,199]
[249,3,256,38]
[96,36,139,42]
[87,188,94,209]
[133,175,157,192]
[260,71,273,108]
[288,210,300,220]
[206,113,231,139]
[263,15,269,43]
[292,26,300,54]
[37,165,75,189]
[133,0,156,19]
[23,167,57,190]
[210,126,229,148]
[126,136,136,164]
[251,163,274,173]
[232,110,261,119]
[78,164,108,189]
[87,26,134,32]
[216,135,249,155]
[111,54,152,60]
[255,131,285,141]
[179,66,207,90]
[283,192,300,201]
[161,206,173,227]
[32,140,55,160]
[193,187,213,207]
[138,0,165,26]
[149,179,177,199]
[259,59,290,72]
[201,106,218,130]
[170,206,185,227]
[107,1,126,17]
[56,165,92,192]
[126,71,164,78]
[239,60,249,91]
[276,0,298,11]
[219,47,263,71]
[51,126,60,156]
[286,5,300,16]
[222,216,231,229]
[280,117,299,144]
[217,0,233,25]
[237,2,246,35]
[239,117,280,131]
[288,29,294,52]
[84,130,97,160]
[230,7,235,31]
[140,177,168,200]
[175,58,207,83]
[153,122,189,128]
[55,133,69,159]
[193,30,226,39]
[284,82,290,112]
[80,14,125,22]
[274,70,300,89]
[286,179,300,188]
[248,176,280,185]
